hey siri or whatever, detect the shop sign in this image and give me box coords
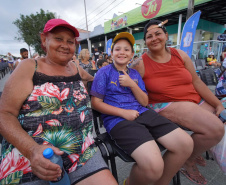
[104,0,212,34]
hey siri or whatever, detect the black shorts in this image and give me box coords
[110,109,178,155]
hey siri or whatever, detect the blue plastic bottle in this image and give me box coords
[219,109,226,123]
[43,148,70,185]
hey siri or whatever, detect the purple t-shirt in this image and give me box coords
[90,64,148,132]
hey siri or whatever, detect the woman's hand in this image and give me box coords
[121,109,139,120]
[29,145,64,181]
[215,104,225,117]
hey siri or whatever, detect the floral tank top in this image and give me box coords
[0,62,97,184]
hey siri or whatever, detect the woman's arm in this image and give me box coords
[0,59,63,181]
[0,59,38,157]
[130,57,145,78]
[92,62,97,70]
[73,60,94,81]
[222,52,226,60]
[91,96,139,121]
[177,49,224,115]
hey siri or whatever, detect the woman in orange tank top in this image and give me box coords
[131,19,224,185]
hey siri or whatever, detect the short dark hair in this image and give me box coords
[20,48,28,53]
[97,59,107,68]
[143,19,167,40]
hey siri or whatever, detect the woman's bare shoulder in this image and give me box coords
[175,48,188,57]
[130,56,145,77]
[0,59,36,115]
[131,57,143,68]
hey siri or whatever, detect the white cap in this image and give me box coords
[209,52,214,55]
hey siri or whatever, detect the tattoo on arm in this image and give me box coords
[131,57,142,68]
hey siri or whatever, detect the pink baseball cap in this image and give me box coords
[43,19,79,37]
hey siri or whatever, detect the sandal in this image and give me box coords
[123,178,129,185]
[196,156,206,167]
[180,168,207,184]
[123,179,127,185]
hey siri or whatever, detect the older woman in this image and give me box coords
[131,19,224,185]
[0,19,117,185]
[78,49,96,72]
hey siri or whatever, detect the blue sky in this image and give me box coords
[0,0,139,57]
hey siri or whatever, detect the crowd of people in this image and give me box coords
[0,18,225,185]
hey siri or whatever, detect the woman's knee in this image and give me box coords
[194,117,224,144]
[210,120,225,141]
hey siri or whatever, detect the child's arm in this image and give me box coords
[119,70,148,107]
[91,96,140,121]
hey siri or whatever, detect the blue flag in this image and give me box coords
[78,44,81,54]
[106,39,113,55]
[180,11,201,58]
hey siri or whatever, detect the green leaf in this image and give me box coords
[36,126,82,154]
[79,147,97,164]
[25,96,61,117]
[38,96,61,110]
[0,170,23,185]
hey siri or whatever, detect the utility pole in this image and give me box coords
[186,0,194,20]
[84,0,91,53]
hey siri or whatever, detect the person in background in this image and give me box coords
[107,55,113,64]
[217,30,226,52]
[206,52,221,67]
[131,19,224,185]
[133,55,138,61]
[71,54,77,62]
[97,54,103,63]
[0,18,117,185]
[93,48,102,62]
[104,53,108,60]
[97,59,109,69]
[7,52,14,72]
[14,48,29,69]
[78,49,96,72]
[32,52,40,59]
[221,48,226,69]
[90,56,96,68]
[127,59,133,68]
[91,32,193,185]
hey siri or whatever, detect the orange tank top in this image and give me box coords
[142,48,201,104]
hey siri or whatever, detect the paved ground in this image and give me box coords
[1,72,226,185]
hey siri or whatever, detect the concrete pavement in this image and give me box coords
[1,72,226,185]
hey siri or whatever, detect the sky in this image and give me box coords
[0,0,140,57]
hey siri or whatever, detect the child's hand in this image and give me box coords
[119,70,135,88]
[122,109,139,120]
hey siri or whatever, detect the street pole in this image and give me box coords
[84,0,91,53]
[186,0,194,20]
[177,14,182,48]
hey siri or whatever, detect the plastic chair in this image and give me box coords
[199,68,218,85]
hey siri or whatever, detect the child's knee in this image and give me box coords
[138,157,164,182]
[180,135,194,156]
[172,134,193,156]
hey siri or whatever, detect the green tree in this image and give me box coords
[13,9,56,56]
